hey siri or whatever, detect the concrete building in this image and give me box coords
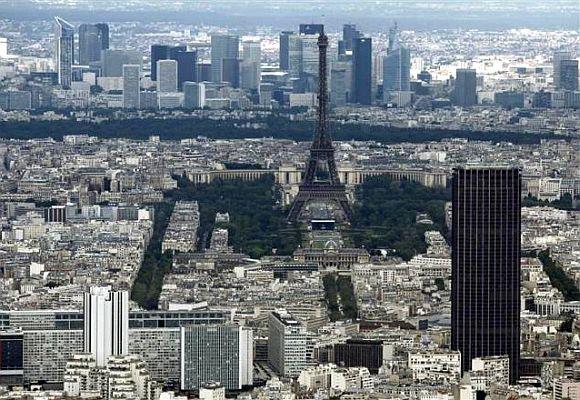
[123,65,141,109]
[408,350,461,384]
[83,286,129,367]
[268,310,308,378]
[183,81,206,108]
[157,59,178,93]
[180,324,253,390]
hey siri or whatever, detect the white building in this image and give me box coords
[408,350,461,384]
[298,364,337,391]
[158,92,183,109]
[289,92,316,108]
[470,355,510,392]
[83,286,129,367]
[268,310,308,378]
[199,382,226,400]
[330,367,372,392]
[157,59,178,93]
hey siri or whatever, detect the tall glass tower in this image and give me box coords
[451,166,521,384]
[54,17,75,88]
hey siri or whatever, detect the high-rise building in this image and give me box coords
[123,65,140,109]
[78,23,109,65]
[157,59,178,93]
[559,59,579,91]
[451,167,521,384]
[553,50,573,89]
[382,23,410,102]
[342,24,361,53]
[240,61,260,90]
[268,310,308,378]
[222,58,240,88]
[382,48,411,95]
[454,68,477,107]
[54,17,75,88]
[180,324,253,390]
[150,45,169,81]
[210,34,239,82]
[173,50,197,90]
[183,82,206,109]
[388,22,400,53]
[83,286,129,367]
[330,61,350,107]
[352,37,372,105]
[102,49,142,77]
[279,31,294,70]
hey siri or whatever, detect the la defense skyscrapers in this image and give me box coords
[54,17,75,88]
[451,166,521,384]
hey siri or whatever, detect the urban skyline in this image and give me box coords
[0,2,579,400]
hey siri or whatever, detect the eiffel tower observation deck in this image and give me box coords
[287,28,353,223]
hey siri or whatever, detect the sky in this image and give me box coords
[0,0,578,30]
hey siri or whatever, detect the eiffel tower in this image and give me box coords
[287,30,353,223]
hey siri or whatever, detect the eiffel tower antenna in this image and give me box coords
[287,29,353,223]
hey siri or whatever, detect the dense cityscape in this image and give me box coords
[0,1,579,399]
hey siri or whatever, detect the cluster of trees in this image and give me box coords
[522,193,579,211]
[350,175,450,260]
[538,249,580,301]
[170,175,301,258]
[131,202,175,309]
[322,274,359,321]
[0,115,562,144]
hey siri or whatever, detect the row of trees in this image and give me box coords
[170,175,301,258]
[131,202,175,309]
[322,274,359,321]
[537,249,580,301]
[350,175,451,260]
[0,114,561,144]
[522,193,579,211]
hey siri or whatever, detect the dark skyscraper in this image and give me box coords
[79,23,109,65]
[352,37,372,105]
[454,69,477,107]
[451,166,521,385]
[559,59,578,91]
[342,24,361,52]
[150,45,195,88]
[150,45,170,81]
[222,58,240,88]
[210,34,239,83]
[279,31,294,71]
[173,50,197,90]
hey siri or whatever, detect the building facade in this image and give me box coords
[451,167,521,384]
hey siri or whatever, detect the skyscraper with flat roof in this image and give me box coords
[210,34,239,83]
[352,37,372,105]
[279,31,293,70]
[559,59,578,91]
[54,17,75,88]
[454,69,477,107]
[451,166,521,384]
[268,310,308,378]
[157,59,178,93]
[553,50,573,89]
[78,23,109,65]
[123,65,140,109]
[83,286,129,368]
